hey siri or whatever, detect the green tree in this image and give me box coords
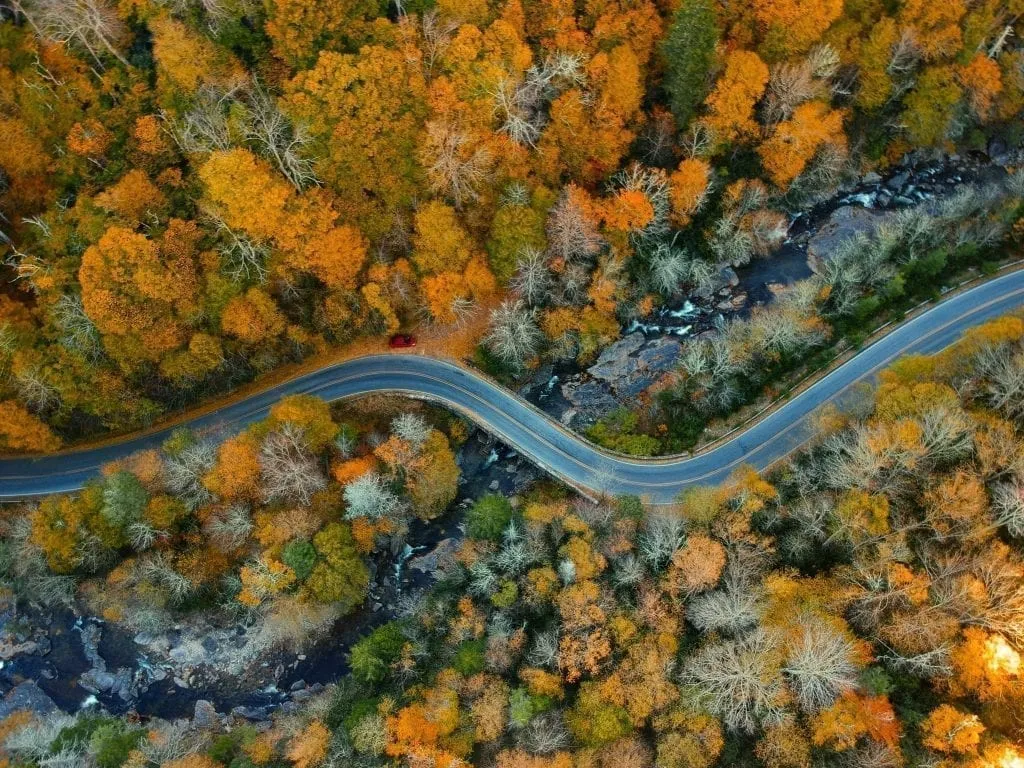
[902,67,963,146]
[282,539,317,581]
[349,622,405,683]
[661,0,719,130]
[306,522,369,607]
[101,471,149,530]
[466,494,515,540]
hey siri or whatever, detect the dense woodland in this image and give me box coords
[5,315,1024,765]
[4,0,1024,766]
[0,0,1022,453]
[4,392,464,653]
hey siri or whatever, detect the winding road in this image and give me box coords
[2,269,1023,504]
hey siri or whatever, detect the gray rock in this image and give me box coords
[696,266,740,298]
[589,333,646,379]
[0,638,40,660]
[807,206,891,274]
[886,171,910,190]
[988,137,1008,161]
[0,681,57,718]
[862,172,882,184]
[79,669,115,693]
[588,336,682,398]
[290,679,307,692]
[79,623,104,670]
[194,700,218,729]
[488,480,500,491]
[561,379,618,416]
[231,705,269,721]
[111,668,135,702]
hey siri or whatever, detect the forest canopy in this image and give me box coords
[0,0,1021,451]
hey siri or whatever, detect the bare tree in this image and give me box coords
[993,480,1024,538]
[127,520,161,551]
[526,628,560,668]
[419,10,458,73]
[422,119,492,208]
[0,323,16,380]
[683,628,789,734]
[708,212,756,267]
[260,425,327,506]
[137,553,195,603]
[807,43,841,80]
[343,471,405,521]
[245,81,319,190]
[205,503,253,552]
[16,0,128,67]
[978,346,1024,422]
[13,364,60,412]
[334,426,358,459]
[638,511,686,570]
[163,439,216,511]
[205,210,270,284]
[163,84,240,155]
[493,53,584,147]
[615,163,671,245]
[510,248,553,307]
[647,242,696,296]
[153,0,233,27]
[3,712,78,763]
[763,61,818,127]
[783,618,858,712]
[138,721,207,766]
[688,568,762,635]
[392,412,430,449]
[50,293,102,360]
[680,122,714,159]
[546,189,603,263]
[484,300,544,368]
[612,553,644,589]
[521,712,571,754]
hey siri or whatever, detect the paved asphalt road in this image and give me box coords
[2,269,1023,504]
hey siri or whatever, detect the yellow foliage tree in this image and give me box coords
[0,401,61,453]
[758,102,846,188]
[701,51,769,147]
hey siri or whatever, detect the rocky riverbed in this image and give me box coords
[523,147,1020,430]
[0,427,537,724]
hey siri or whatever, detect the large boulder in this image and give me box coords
[0,681,57,718]
[807,206,892,274]
[588,334,682,397]
[561,379,619,419]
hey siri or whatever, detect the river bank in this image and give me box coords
[523,147,1019,433]
[0,426,540,722]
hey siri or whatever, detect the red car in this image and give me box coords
[389,334,417,349]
